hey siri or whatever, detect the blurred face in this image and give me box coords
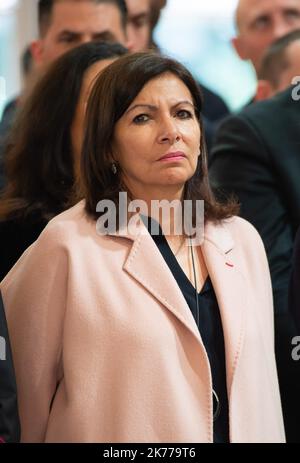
[277,39,300,90]
[32,0,127,66]
[126,0,151,52]
[112,73,201,202]
[256,39,300,100]
[71,59,116,174]
[233,0,300,72]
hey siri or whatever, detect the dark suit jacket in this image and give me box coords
[210,86,300,316]
[209,86,300,442]
[0,292,20,443]
[199,84,229,154]
[289,227,300,332]
[200,84,229,123]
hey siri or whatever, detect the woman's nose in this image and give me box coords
[157,117,181,145]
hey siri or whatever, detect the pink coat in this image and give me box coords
[0,201,285,443]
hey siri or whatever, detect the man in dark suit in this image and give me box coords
[0,293,20,443]
[209,85,300,442]
[289,227,300,332]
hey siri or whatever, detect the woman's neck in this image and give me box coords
[127,184,185,236]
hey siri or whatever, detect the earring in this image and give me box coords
[111,163,117,175]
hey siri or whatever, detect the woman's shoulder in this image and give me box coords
[207,215,262,242]
[212,215,266,256]
[222,215,262,239]
[221,215,267,263]
[38,200,95,245]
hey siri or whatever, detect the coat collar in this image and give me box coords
[109,214,235,255]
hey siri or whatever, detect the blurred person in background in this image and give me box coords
[232,0,300,76]
[256,29,300,100]
[0,41,127,281]
[0,0,129,187]
[0,46,35,132]
[126,0,151,52]
[31,0,129,66]
[0,47,36,189]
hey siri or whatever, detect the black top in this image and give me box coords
[0,213,47,281]
[149,228,229,443]
[289,226,300,332]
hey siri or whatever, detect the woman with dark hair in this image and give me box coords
[0,41,127,280]
[1,52,284,443]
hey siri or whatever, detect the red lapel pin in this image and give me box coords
[226,262,234,267]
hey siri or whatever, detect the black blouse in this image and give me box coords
[149,229,230,443]
[0,213,48,281]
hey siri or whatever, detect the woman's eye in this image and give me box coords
[177,109,193,119]
[133,114,150,124]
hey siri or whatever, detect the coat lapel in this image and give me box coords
[202,220,246,394]
[111,220,204,348]
[119,220,202,343]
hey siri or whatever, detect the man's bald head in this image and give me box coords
[233,0,300,73]
[235,0,249,32]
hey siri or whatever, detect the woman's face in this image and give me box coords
[71,59,116,175]
[112,72,201,200]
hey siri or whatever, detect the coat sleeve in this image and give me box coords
[0,223,68,442]
[0,292,20,443]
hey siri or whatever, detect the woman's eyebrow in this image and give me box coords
[126,100,195,114]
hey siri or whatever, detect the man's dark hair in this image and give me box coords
[258,29,300,88]
[38,0,128,36]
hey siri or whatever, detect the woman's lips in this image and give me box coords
[158,151,186,161]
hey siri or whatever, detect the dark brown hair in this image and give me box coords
[0,41,127,222]
[38,0,128,36]
[81,52,239,223]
